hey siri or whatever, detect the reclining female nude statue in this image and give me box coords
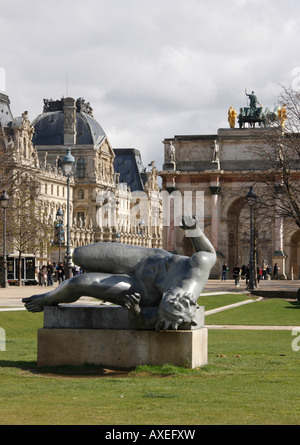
[23,216,216,331]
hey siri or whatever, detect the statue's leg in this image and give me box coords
[22,272,135,313]
[72,242,169,274]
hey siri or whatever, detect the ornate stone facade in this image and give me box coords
[0,93,162,273]
[32,97,162,252]
[159,128,300,280]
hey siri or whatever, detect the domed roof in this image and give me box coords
[32,97,106,146]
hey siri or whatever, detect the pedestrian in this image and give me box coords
[262,260,267,280]
[245,265,249,285]
[38,267,43,286]
[273,263,279,280]
[56,261,65,284]
[40,265,47,286]
[222,262,228,281]
[46,260,54,286]
[233,264,240,287]
[241,265,247,281]
[257,265,261,284]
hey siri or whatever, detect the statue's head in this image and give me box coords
[156,289,199,331]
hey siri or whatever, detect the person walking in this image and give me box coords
[40,265,47,287]
[262,260,267,280]
[56,261,65,284]
[222,262,228,281]
[257,265,262,284]
[273,263,279,280]
[233,264,240,287]
[245,265,249,286]
[46,261,54,287]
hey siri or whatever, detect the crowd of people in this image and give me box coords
[222,261,280,286]
[38,261,82,286]
[38,257,280,288]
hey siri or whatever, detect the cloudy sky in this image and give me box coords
[1,0,300,169]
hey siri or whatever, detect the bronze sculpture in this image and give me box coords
[23,216,216,331]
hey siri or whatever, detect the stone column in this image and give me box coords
[209,184,221,279]
[209,185,220,251]
[63,97,76,145]
[166,193,175,252]
[272,186,286,279]
[273,200,287,279]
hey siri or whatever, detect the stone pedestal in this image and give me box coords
[37,305,208,369]
[37,327,208,368]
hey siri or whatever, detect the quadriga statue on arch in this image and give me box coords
[23,216,216,331]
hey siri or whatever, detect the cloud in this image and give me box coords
[1,0,300,169]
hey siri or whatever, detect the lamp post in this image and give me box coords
[0,190,9,288]
[138,218,146,247]
[62,149,76,279]
[246,186,257,290]
[56,207,64,262]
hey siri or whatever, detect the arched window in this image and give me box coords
[77,158,86,178]
[78,189,84,199]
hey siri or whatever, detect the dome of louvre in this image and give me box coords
[32,97,106,146]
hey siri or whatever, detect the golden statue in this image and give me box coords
[278,104,287,128]
[228,106,238,128]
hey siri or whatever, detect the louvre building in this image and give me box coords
[0,93,162,275]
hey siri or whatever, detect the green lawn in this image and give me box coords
[198,293,253,311]
[0,297,300,425]
[204,295,300,326]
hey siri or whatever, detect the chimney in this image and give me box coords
[63,97,76,145]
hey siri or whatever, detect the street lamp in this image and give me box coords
[0,190,9,288]
[246,186,257,290]
[138,218,146,247]
[56,207,64,262]
[62,149,76,279]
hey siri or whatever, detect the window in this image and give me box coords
[78,189,84,199]
[77,158,86,178]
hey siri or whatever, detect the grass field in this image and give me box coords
[0,294,300,425]
[201,294,300,325]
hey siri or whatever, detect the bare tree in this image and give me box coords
[0,132,52,285]
[249,87,300,228]
[7,173,51,285]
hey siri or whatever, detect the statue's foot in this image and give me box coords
[22,294,55,313]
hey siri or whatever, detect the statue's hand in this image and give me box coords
[180,215,197,230]
[180,215,202,238]
[123,293,141,315]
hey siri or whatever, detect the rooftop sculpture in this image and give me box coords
[229,90,283,129]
